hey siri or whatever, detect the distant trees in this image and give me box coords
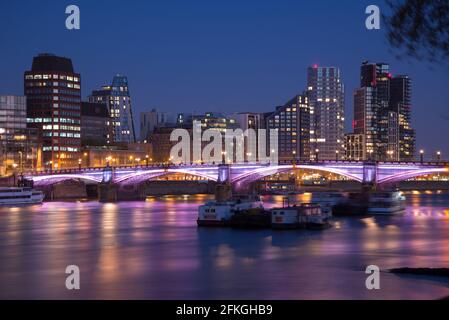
[384,0,449,63]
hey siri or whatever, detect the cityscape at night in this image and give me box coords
[1,0,449,307]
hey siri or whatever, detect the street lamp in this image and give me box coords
[420,149,424,163]
[145,154,149,166]
[83,152,88,168]
[368,149,374,161]
[436,151,441,162]
[335,150,339,162]
[18,151,23,174]
[387,150,394,161]
[315,149,319,162]
[78,158,82,170]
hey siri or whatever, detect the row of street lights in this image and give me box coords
[45,149,445,171]
[314,149,340,162]
[73,154,153,170]
[104,154,152,167]
[312,148,444,163]
[420,150,442,163]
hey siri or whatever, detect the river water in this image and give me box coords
[1,191,449,299]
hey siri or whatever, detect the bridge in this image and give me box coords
[25,160,449,199]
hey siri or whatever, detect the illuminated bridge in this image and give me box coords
[25,161,449,192]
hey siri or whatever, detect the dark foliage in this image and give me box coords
[385,0,449,63]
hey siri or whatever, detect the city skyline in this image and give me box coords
[0,50,439,169]
[0,0,448,157]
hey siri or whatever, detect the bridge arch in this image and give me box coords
[31,174,103,186]
[378,167,448,184]
[231,164,363,189]
[115,168,218,185]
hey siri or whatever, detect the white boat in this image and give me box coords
[197,195,263,226]
[367,191,405,215]
[0,187,44,206]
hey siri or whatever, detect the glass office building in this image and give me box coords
[307,66,345,160]
[265,95,310,162]
[0,95,39,174]
[89,75,136,144]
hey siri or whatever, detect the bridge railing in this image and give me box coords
[22,159,449,176]
[23,162,224,176]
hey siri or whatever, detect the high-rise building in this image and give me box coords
[385,110,399,161]
[24,53,81,169]
[353,86,377,158]
[390,75,415,161]
[354,62,391,160]
[89,75,136,144]
[307,66,345,160]
[81,102,111,146]
[0,95,40,175]
[353,61,415,161]
[265,95,310,162]
[360,62,390,87]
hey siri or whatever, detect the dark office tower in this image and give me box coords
[390,75,415,161]
[265,94,310,162]
[24,54,81,169]
[353,87,375,157]
[353,61,415,161]
[376,68,393,161]
[81,102,111,146]
[354,61,395,161]
[89,75,136,144]
[360,61,389,87]
[307,66,345,161]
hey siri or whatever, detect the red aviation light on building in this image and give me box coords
[313,64,318,68]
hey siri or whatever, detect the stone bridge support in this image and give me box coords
[98,183,119,202]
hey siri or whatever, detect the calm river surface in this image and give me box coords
[1,191,449,299]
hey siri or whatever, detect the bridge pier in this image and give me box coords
[98,183,119,202]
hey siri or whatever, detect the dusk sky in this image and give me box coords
[1,0,448,157]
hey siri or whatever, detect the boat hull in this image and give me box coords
[197,219,229,227]
[272,223,304,230]
[230,211,272,228]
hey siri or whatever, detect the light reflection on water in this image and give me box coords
[0,192,449,299]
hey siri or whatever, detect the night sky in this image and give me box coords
[0,0,448,157]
